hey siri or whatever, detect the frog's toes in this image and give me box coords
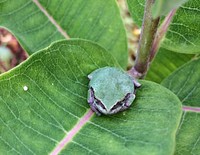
[88,74,92,80]
[132,78,141,88]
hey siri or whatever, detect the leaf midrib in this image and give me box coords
[50,109,94,155]
[182,106,200,113]
[32,0,70,39]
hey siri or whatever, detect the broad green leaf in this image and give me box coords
[126,0,145,27]
[162,58,200,155]
[0,39,182,155]
[162,0,200,54]
[162,58,200,106]
[145,48,194,83]
[152,0,188,18]
[175,112,200,155]
[0,0,127,68]
[127,0,200,54]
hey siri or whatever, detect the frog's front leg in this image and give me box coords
[132,78,141,88]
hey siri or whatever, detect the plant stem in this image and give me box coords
[128,0,160,79]
[149,9,176,62]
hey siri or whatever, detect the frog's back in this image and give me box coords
[89,67,134,110]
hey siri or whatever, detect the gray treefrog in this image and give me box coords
[87,67,141,115]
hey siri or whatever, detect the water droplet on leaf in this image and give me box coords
[23,86,28,91]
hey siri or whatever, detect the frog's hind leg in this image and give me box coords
[87,88,101,116]
[89,102,102,116]
[119,93,136,112]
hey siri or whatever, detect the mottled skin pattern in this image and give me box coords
[87,67,141,116]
